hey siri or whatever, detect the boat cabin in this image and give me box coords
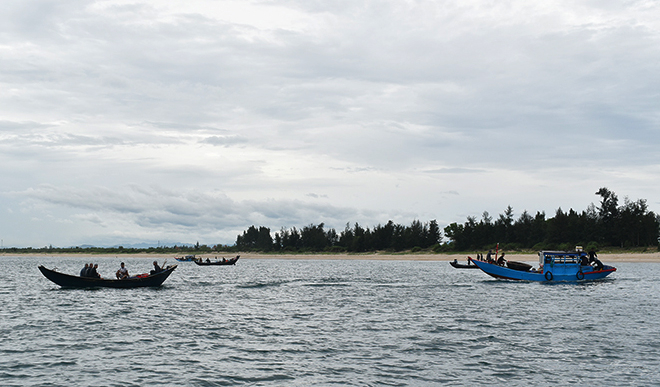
[539,250,587,273]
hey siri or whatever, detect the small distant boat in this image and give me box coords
[450,258,480,269]
[175,255,197,262]
[469,250,616,282]
[38,265,177,288]
[194,256,240,266]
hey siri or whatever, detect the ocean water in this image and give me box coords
[1,256,659,386]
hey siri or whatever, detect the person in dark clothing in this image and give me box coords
[497,253,506,266]
[593,258,604,271]
[150,261,162,275]
[89,264,100,278]
[588,250,604,271]
[580,254,589,266]
[80,263,89,277]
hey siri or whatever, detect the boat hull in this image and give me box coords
[469,258,615,282]
[38,265,177,288]
[450,260,479,269]
[194,256,239,266]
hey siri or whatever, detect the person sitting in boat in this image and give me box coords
[206,258,211,263]
[116,262,129,279]
[591,256,604,271]
[588,250,598,263]
[497,253,506,266]
[580,254,589,266]
[80,263,89,277]
[150,261,163,275]
[89,263,101,278]
[588,250,604,271]
[593,259,604,271]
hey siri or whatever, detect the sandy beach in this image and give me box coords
[4,252,660,262]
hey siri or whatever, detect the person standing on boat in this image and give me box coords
[116,262,129,279]
[486,250,494,263]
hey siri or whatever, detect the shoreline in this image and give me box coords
[3,252,660,262]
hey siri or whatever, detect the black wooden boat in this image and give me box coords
[506,261,533,272]
[194,256,239,266]
[450,259,480,269]
[38,265,177,288]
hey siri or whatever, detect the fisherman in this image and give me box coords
[592,257,604,271]
[588,250,598,262]
[116,262,129,279]
[89,263,100,278]
[80,263,89,277]
[486,250,493,263]
[497,253,507,266]
[150,261,162,275]
[588,250,604,271]
[580,253,589,266]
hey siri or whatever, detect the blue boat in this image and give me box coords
[175,255,197,262]
[469,250,616,282]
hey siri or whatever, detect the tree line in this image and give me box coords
[1,244,223,255]
[443,187,659,251]
[235,220,442,252]
[235,188,659,253]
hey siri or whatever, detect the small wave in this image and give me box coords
[303,282,351,287]
[236,280,290,288]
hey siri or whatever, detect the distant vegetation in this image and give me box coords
[442,188,659,252]
[235,220,442,253]
[2,188,657,255]
[0,243,228,255]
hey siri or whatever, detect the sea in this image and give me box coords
[1,256,659,386]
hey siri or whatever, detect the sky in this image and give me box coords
[1,0,659,248]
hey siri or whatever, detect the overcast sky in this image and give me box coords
[1,0,659,248]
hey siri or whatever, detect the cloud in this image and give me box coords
[202,135,248,147]
[1,0,659,246]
